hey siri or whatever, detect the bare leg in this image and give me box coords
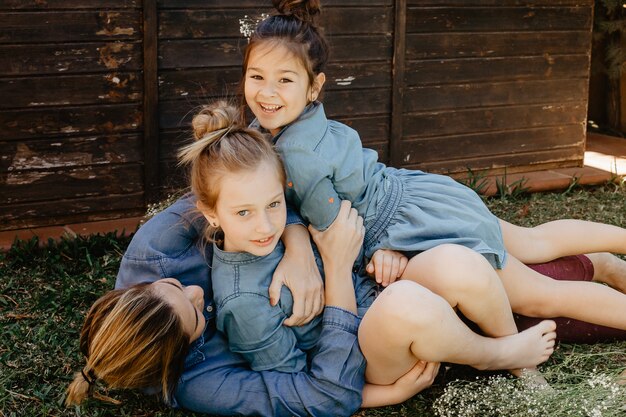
[498,255,626,330]
[500,219,626,264]
[586,252,626,293]
[401,245,519,339]
[358,280,557,385]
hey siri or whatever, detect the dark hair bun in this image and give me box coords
[192,101,240,141]
[273,0,321,23]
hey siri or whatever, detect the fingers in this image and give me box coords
[267,274,284,307]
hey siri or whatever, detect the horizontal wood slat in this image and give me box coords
[0,42,142,76]
[406,54,589,86]
[0,11,142,43]
[1,73,142,109]
[407,31,590,60]
[0,163,143,205]
[403,79,589,112]
[1,134,142,173]
[407,6,592,33]
[0,104,142,141]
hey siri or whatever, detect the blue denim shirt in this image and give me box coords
[115,194,366,416]
[212,240,323,372]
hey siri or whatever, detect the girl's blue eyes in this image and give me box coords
[236,202,280,216]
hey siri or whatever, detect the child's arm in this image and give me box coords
[271,223,324,327]
[361,361,440,407]
[366,249,409,287]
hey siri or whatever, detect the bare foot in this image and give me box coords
[509,367,551,390]
[476,320,557,371]
[588,252,626,293]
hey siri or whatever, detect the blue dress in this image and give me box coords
[257,102,507,269]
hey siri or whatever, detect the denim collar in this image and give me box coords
[212,240,284,265]
[249,101,325,145]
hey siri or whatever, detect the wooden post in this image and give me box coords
[143,0,159,204]
[389,0,407,167]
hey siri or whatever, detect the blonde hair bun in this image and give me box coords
[191,100,241,141]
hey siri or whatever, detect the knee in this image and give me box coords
[423,244,495,292]
[377,281,451,329]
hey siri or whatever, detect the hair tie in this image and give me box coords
[81,368,95,386]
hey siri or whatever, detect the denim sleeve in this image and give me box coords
[286,203,306,226]
[175,306,365,417]
[115,195,212,292]
[282,145,341,231]
[218,295,308,373]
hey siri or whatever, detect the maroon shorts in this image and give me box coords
[515,255,626,343]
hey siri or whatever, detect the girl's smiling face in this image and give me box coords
[244,43,325,136]
[202,160,287,257]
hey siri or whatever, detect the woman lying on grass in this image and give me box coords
[66,102,626,416]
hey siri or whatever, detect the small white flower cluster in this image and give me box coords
[239,13,270,40]
[432,371,625,417]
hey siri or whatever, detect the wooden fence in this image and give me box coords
[0,0,594,230]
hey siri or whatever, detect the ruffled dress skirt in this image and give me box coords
[364,168,507,269]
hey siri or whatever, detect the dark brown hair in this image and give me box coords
[242,0,329,87]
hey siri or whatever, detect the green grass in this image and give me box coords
[1,185,625,416]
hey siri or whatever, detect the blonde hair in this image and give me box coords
[65,284,189,406]
[178,100,285,243]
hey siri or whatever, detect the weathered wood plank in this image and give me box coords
[158,0,392,8]
[1,134,142,173]
[406,55,590,86]
[0,104,142,141]
[0,1,139,10]
[0,42,141,76]
[144,0,160,203]
[0,11,141,43]
[390,0,407,166]
[158,61,390,101]
[398,125,584,165]
[335,115,390,144]
[408,1,592,6]
[407,6,592,33]
[0,164,143,205]
[0,193,145,230]
[407,31,591,59]
[159,35,392,68]
[1,73,142,109]
[402,102,587,138]
[404,79,589,112]
[159,88,391,129]
[409,147,583,174]
[159,7,392,39]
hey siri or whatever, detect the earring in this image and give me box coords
[211,222,218,227]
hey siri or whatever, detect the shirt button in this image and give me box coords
[206,305,213,313]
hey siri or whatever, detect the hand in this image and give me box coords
[308,200,364,270]
[366,249,408,287]
[391,360,440,401]
[361,360,441,407]
[270,225,324,327]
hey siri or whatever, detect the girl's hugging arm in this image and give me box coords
[217,294,309,373]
